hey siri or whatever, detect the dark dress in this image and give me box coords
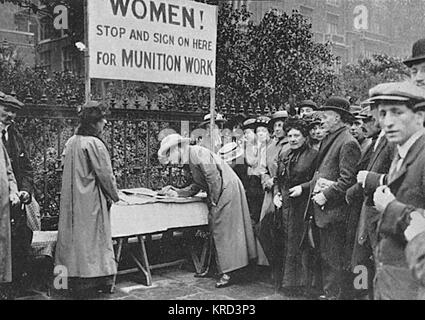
[276,143,317,288]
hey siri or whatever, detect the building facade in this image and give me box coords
[0,2,37,66]
[231,0,423,65]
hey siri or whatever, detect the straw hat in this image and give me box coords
[218,142,243,164]
[199,113,227,128]
[157,134,191,162]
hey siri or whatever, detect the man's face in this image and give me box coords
[300,107,314,118]
[350,119,366,141]
[321,110,340,133]
[0,104,16,125]
[410,61,425,88]
[378,103,424,145]
[362,114,381,138]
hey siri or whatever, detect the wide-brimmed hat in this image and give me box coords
[199,113,227,128]
[297,100,318,110]
[404,38,425,68]
[368,81,425,110]
[269,110,289,128]
[255,116,271,131]
[320,96,352,118]
[157,134,191,162]
[0,91,23,111]
[242,118,257,130]
[218,142,243,164]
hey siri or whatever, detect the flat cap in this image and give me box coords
[369,82,425,104]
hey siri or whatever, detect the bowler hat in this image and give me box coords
[0,91,23,111]
[269,110,288,128]
[320,96,352,118]
[404,38,425,68]
[297,100,318,110]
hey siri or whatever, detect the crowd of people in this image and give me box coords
[1,38,425,300]
[159,38,425,300]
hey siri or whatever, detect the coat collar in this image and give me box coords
[315,126,348,166]
[367,135,388,170]
[388,133,425,186]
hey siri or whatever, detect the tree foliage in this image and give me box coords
[336,54,409,104]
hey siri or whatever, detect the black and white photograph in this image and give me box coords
[0,0,425,306]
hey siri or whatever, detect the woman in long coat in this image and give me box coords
[158,134,257,288]
[0,141,19,298]
[55,102,120,295]
[274,119,317,295]
[257,111,290,266]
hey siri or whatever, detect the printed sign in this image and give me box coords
[88,0,217,88]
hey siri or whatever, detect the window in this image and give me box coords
[39,50,51,72]
[62,46,73,72]
[326,13,339,35]
[326,0,341,7]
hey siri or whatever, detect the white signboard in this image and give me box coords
[88,0,217,88]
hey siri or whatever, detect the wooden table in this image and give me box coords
[109,193,209,292]
[30,192,210,293]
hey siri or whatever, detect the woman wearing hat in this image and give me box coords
[257,110,290,266]
[195,113,227,153]
[273,119,318,295]
[158,134,257,288]
[55,101,120,297]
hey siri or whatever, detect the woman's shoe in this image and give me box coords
[215,274,231,288]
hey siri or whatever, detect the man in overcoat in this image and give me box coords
[0,92,33,296]
[369,82,425,299]
[345,105,395,299]
[292,97,361,299]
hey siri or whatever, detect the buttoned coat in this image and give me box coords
[303,126,361,228]
[373,134,425,300]
[0,142,18,283]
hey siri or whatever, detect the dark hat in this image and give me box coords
[269,110,288,128]
[0,91,23,111]
[404,38,425,68]
[284,117,310,137]
[225,112,248,130]
[199,112,227,128]
[242,118,257,130]
[78,100,108,122]
[368,82,425,110]
[297,100,318,110]
[303,114,322,129]
[320,96,352,118]
[255,116,271,130]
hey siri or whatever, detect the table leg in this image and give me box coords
[110,238,124,293]
[190,235,211,274]
[138,235,152,286]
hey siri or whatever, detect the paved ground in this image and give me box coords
[17,265,309,300]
